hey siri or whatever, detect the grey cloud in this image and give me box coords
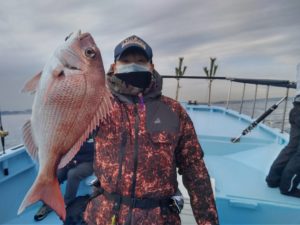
[0,0,300,110]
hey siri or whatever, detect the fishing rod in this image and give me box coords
[231,96,287,143]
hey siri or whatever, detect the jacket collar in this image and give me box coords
[107,69,163,104]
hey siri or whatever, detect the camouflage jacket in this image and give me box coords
[84,71,218,225]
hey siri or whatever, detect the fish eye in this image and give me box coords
[85,48,96,59]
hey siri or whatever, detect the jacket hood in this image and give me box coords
[106,67,163,103]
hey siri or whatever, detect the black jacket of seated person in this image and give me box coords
[266,98,300,197]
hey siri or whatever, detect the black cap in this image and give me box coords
[114,35,153,61]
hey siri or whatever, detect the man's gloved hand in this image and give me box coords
[169,189,184,214]
[65,160,77,170]
[89,178,104,198]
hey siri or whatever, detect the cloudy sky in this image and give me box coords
[0,0,300,110]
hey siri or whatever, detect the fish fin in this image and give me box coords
[22,120,39,161]
[18,176,66,221]
[22,71,42,94]
[58,142,82,169]
[58,88,113,169]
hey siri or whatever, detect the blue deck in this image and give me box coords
[181,104,300,224]
[1,104,299,224]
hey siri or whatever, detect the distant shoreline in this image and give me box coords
[1,109,32,115]
[0,96,293,115]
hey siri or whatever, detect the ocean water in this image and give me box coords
[0,98,293,151]
[215,97,293,133]
[1,113,31,150]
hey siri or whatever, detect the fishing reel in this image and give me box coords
[0,127,9,156]
[0,130,9,138]
[0,129,9,175]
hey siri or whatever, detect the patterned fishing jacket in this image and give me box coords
[84,71,218,225]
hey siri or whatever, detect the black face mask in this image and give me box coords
[115,71,152,89]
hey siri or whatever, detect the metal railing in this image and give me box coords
[161,75,296,133]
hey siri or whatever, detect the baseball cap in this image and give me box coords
[114,35,153,62]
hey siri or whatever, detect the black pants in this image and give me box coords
[266,103,300,197]
[58,161,94,205]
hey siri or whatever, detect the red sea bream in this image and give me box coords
[18,31,112,220]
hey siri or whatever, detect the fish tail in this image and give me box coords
[18,176,66,221]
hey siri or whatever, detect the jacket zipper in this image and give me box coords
[126,104,140,224]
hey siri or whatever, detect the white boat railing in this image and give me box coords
[161,76,296,133]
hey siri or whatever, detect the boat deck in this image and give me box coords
[182,104,299,224]
[1,104,299,224]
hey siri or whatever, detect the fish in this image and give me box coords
[18,30,112,221]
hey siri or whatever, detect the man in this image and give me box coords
[84,35,218,225]
[34,138,94,221]
[266,64,300,197]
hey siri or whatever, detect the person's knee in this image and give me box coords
[67,165,91,180]
[67,168,82,181]
[266,175,280,188]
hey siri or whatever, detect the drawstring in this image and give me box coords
[138,93,145,110]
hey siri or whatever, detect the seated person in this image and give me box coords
[266,65,300,197]
[34,138,94,221]
[266,97,300,197]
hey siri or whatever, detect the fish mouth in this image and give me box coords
[66,30,90,41]
[76,30,91,40]
[65,30,84,41]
